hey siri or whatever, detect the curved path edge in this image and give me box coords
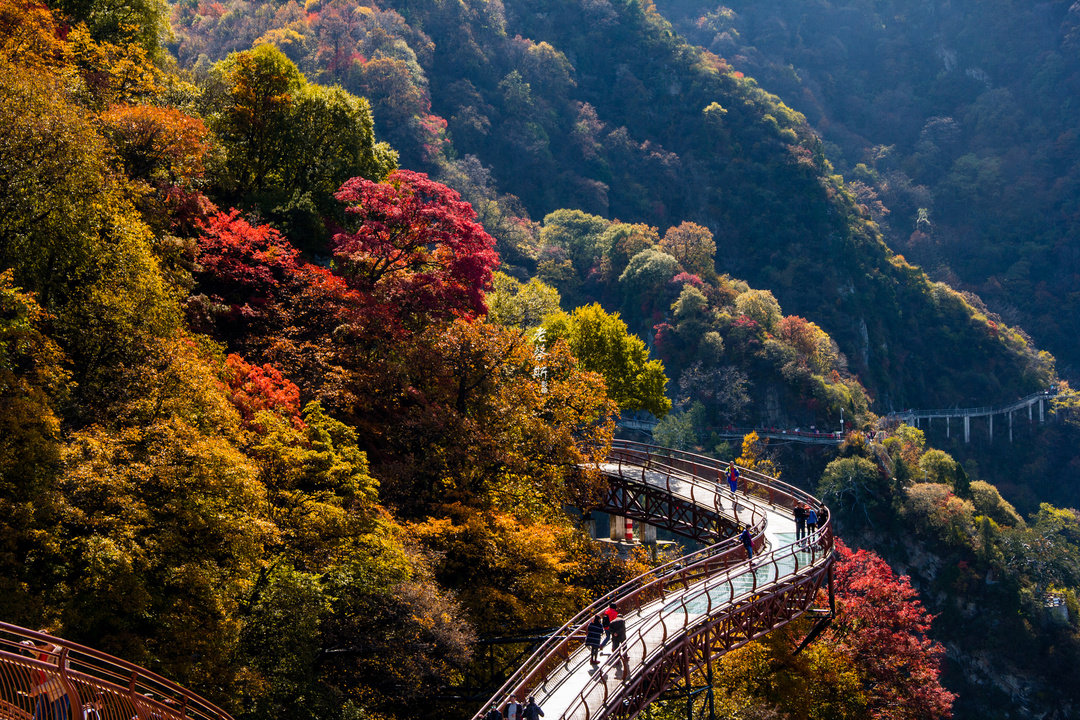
[472,440,833,720]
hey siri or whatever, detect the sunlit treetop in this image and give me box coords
[333,169,500,324]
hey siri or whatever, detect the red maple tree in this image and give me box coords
[829,539,956,720]
[332,169,499,330]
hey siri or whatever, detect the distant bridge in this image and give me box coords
[622,387,1060,446]
[880,388,1058,443]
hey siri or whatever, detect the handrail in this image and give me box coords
[471,440,831,720]
[0,623,232,720]
[559,524,832,718]
[611,439,825,515]
[602,447,769,540]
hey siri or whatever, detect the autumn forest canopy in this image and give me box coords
[3,0,1080,718]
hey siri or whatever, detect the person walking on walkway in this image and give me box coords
[602,602,618,647]
[806,506,819,545]
[25,635,68,720]
[794,503,808,545]
[485,704,503,720]
[609,615,626,652]
[585,616,604,664]
[503,694,523,720]
[740,526,754,563]
[523,697,544,720]
[726,462,740,511]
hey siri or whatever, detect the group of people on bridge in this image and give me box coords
[794,502,820,547]
[484,694,544,720]
[584,602,626,666]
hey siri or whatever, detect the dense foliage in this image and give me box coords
[820,425,1080,718]
[167,0,1056,412]
[0,6,645,717]
[4,0,1079,719]
[658,0,1080,380]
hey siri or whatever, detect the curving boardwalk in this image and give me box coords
[473,440,833,720]
[0,624,232,720]
[0,440,832,720]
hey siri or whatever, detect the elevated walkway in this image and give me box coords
[881,388,1058,443]
[472,440,832,720]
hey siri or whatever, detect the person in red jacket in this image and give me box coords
[602,602,618,646]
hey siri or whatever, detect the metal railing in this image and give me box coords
[558,525,832,719]
[599,446,768,543]
[471,440,832,720]
[0,625,232,720]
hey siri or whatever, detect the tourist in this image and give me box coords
[503,694,523,720]
[806,506,819,540]
[794,503,808,545]
[523,697,544,720]
[25,634,68,720]
[609,615,626,652]
[740,526,754,563]
[602,602,618,646]
[485,704,503,720]
[585,616,604,664]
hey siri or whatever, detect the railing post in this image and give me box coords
[57,647,82,720]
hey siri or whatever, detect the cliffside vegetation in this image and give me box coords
[2,0,1079,718]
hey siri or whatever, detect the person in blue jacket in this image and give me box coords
[585,616,605,664]
[806,507,819,541]
[740,526,754,562]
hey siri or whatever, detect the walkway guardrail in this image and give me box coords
[0,624,232,720]
[881,389,1057,421]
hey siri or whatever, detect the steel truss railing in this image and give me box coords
[471,439,833,720]
[0,624,232,720]
[597,448,767,543]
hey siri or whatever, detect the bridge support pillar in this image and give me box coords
[611,516,650,543]
[946,416,950,438]
[642,522,657,544]
[611,515,630,542]
[1009,411,1013,443]
[964,415,970,443]
[989,414,993,442]
[1029,402,1033,422]
[1040,399,1045,423]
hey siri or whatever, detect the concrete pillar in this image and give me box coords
[611,515,628,542]
[946,416,950,438]
[989,414,993,442]
[1029,402,1033,422]
[641,523,657,544]
[1009,411,1013,443]
[964,415,970,443]
[1040,398,1045,423]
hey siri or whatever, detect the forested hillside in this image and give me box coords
[169,0,1055,412]
[656,0,1080,377]
[4,0,1080,718]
